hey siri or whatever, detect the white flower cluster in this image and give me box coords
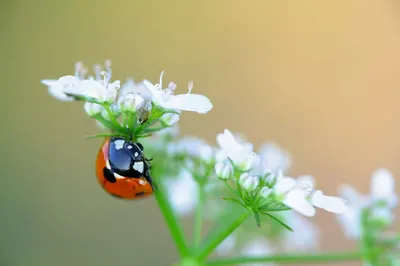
[42,61,213,138]
[337,168,398,239]
[215,129,348,217]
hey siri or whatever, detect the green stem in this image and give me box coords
[192,183,205,249]
[154,179,189,258]
[104,105,123,130]
[205,252,363,265]
[195,210,251,261]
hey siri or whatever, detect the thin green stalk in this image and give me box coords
[192,184,205,249]
[205,252,363,265]
[195,210,251,261]
[104,105,123,130]
[154,180,189,258]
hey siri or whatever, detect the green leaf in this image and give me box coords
[253,211,261,228]
[260,212,293,232]
[221,197,246,208]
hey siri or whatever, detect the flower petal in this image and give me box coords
[163,94,213,113]
[143,80,163,104]
[41,79,58,86]
[275,177,296,194]
[311,190,348,214]
[284,189,316,217]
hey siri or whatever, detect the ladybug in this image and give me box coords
[96,137,154,199]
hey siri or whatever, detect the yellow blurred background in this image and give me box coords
[2,0,400,265]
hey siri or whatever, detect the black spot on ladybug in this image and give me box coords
[103,167,116,183]
[135,192,145,197]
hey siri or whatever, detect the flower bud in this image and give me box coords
[239,173,259,191]
[84,102,102,116]
[262,169,276,185]
[161,113,180,126]
[119,93,145,113]
[215,161,233,180]
[259,187,273,199]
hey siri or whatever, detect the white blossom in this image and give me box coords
[42,61,121,103]
[273,174,348,217]
[42,75,82,101]
[166,171,198,216]
[216,129,260,171]
[41,62,87,101]
[77,79,120,103]
[143,72,212,113]
[336,168,397,239]
[118,79,153,102]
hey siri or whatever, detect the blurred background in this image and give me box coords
[2,0,400,265]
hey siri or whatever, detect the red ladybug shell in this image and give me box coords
[96,138,154,199]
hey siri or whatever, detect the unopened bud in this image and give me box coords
[84,102,102,116]
[161,113,180,126]
[119,93,145,113]
[239,173,259,191]
[215,161,233,180]
[259,187,273,199]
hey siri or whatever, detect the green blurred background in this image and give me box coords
[2,1,400,265]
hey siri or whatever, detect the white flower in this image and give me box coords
[273,174,348,217]
[118,79,153,102]
[239,173,259,191]
[216,129,260,171]
[77,79,120,103]
[166,171,198,216]
[336,168,397,239]
[160,113,180,126]
[215,161,234,180]
[240,239,275,266]
[42,75,82,101]
[41,62,87,101]
[258,143,291,173]
[118,93,145,113]
[42,61,121,103]
[143,72,213,113]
